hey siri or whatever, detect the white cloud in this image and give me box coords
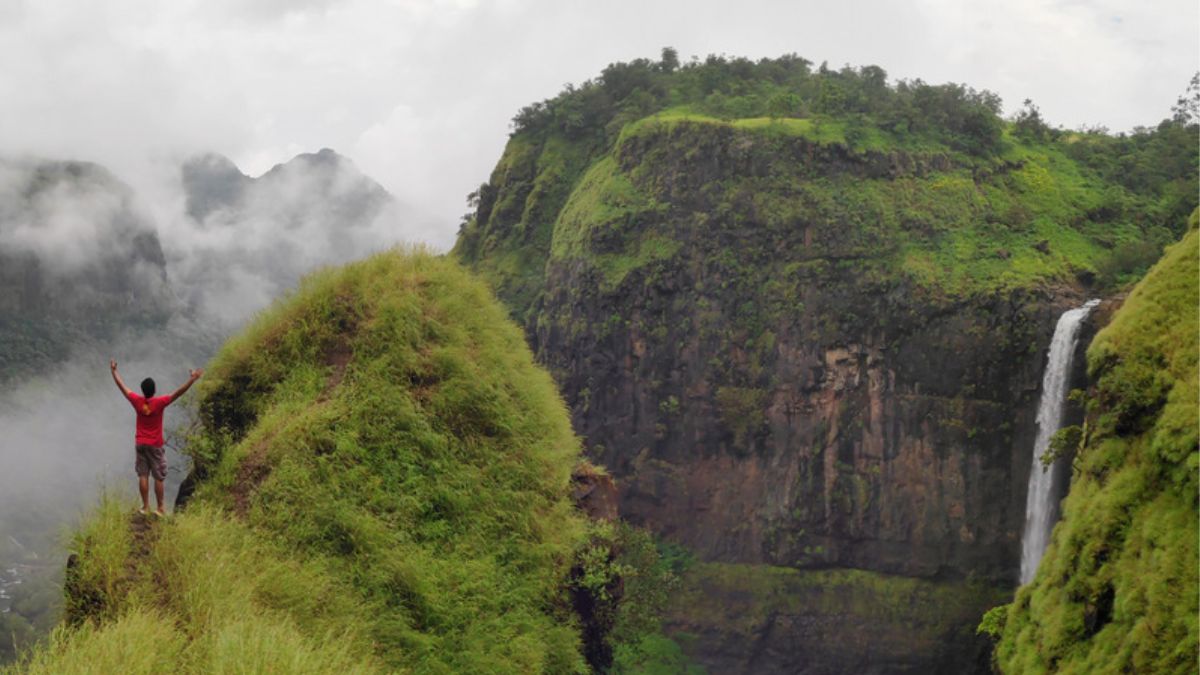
[0,0,1195,249]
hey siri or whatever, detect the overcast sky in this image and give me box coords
[0,0,1195,249]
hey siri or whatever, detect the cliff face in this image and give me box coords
[456,101,1192,671]
[531,122,1087,672]
[993,216,1198,674]
[541,267,1067,580]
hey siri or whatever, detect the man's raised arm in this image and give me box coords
[110,359,132,397]
[169,368,204,403]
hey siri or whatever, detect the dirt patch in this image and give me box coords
[320,339,353,400]
[318,295,359,397]
[124,511,160,581]
[231,441,271,517]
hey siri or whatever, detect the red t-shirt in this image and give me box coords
[126,392,173,447]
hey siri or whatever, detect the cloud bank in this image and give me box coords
[0,0,1194,249]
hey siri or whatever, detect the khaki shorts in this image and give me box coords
[135,444,167,482]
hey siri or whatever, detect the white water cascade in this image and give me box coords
[1019,299,1100,585]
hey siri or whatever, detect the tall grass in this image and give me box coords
[10,249,592,673]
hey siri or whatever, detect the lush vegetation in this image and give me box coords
[986,214,1199,673]
[669,562,1009,668]
[455,50,1197,321]
[5,250,678,673]
[574,523,699,674]
[452,51,1199,674]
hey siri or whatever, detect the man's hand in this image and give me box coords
[170,368,204,403]
[110,359,130,396]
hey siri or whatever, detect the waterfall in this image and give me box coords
[1019,299,1100,585]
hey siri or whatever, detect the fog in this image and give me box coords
[0,150,420,635]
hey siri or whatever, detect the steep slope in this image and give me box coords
[455,53,1198,672]
[992,216,1198,673]
[10,251,595,673]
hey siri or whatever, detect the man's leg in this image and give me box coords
[135,445,151,514]
[138,476,150,513]
[154,480,165,515]
[152,445,168,516]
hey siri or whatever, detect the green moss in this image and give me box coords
[995,223,1199,674]
[14,250,593,674]
[671,562,1009,651]
[495,112,1156,312]
[714,386,768,448]
[455,131,596,322]
[551,157,665,260]
[459,53,1195,318]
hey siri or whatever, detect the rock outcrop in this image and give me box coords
[571,462,619,523]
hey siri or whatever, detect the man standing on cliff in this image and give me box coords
[109,359,202,516]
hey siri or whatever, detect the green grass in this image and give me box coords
[458,55,1195,324]
[993,219,1199,674]
[454,130,596,322]
[617,108,908,153]
[10,249,595,673]
[550,157,665,260]
[549,156,677,291]
[499,106,1154,312]
[462,99,1191,326]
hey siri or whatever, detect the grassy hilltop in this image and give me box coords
[456,51,1196,323]
[8,251,611,673]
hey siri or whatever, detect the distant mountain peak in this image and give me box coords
[182,152,246,174]
[181,153,252,222]
[262,147,357,178]
[181,148,394,230]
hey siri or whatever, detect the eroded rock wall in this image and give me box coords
[538,260,1083,581]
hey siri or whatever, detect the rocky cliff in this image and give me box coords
[456,54,1197,673]
[529,118,1087,673]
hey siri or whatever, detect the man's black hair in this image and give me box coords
[141,377,156,398]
